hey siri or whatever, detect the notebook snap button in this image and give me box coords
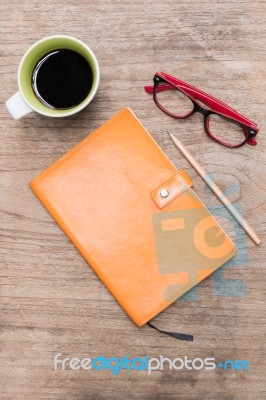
[160,189,169,198]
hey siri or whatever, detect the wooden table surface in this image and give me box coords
[1,1,265,399]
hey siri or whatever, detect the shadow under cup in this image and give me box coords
[19,36,100,117]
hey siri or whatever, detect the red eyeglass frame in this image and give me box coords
[144,72,259,148]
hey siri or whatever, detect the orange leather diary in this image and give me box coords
[30,108,236,328]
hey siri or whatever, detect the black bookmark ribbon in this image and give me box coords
[148,321,193,341]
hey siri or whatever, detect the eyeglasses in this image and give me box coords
[144,72,259,148]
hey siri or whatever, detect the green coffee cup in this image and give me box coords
[6,35,100,119]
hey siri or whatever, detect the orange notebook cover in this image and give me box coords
[30,108,236,327]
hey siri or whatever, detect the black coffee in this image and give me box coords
[32,49,93,109]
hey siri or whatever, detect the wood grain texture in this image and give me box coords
[0,1,265,399]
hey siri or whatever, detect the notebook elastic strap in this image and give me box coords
[147,321,193,341]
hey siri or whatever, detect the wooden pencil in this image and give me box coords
[169,132,261,245]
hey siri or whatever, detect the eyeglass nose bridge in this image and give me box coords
[194,103,210,116]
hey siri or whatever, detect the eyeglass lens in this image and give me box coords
[206,114,247,147]
[154,83,194,118]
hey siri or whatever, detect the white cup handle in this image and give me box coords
[6,91,33,120]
